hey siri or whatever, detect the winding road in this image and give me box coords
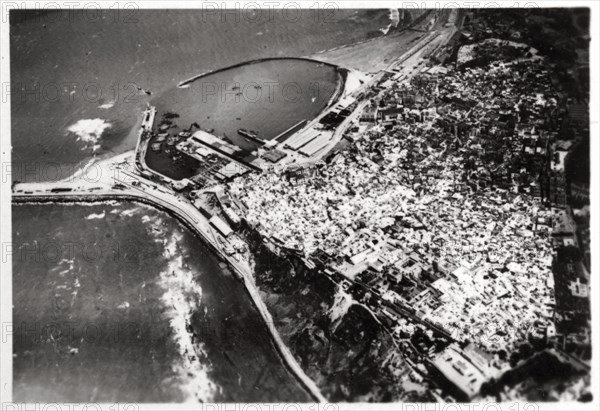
[12,153,328,403]
[11,19,456,402]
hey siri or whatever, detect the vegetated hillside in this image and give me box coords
[243,227,431,402]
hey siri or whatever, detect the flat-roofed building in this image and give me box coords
[299,138,329,157]
[285,128,321,151]
[217,161,249,179]
[209,215,233,237]
[263,149,287,163]
[337,95,356,109]
[360,108,378,123]
[223,207,241,225]
[569,278,589,298]
[195,147,212,157]
[430,344,488,400]
[171,179,193,191]
[380,107,404,123]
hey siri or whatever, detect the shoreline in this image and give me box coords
[12,193,327,403]
[11,14,440,400]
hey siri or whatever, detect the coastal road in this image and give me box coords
[11,21,458,401]
[12,159,328,403]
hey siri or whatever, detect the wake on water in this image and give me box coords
[152,220,221,402]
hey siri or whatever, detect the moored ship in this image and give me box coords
[237,128,258,139]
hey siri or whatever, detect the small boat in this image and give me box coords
[136,85,152,95]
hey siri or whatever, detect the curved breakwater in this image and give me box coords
[177,56,343,88]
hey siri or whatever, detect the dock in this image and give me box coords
[274,120,308,143]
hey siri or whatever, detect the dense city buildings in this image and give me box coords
[224,8,592,401]
[8,5,594,405]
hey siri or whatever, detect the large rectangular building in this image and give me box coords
[209,215,233,237]
[299,140,329,157]
[430,344,489,400]
[285,128,322,150]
